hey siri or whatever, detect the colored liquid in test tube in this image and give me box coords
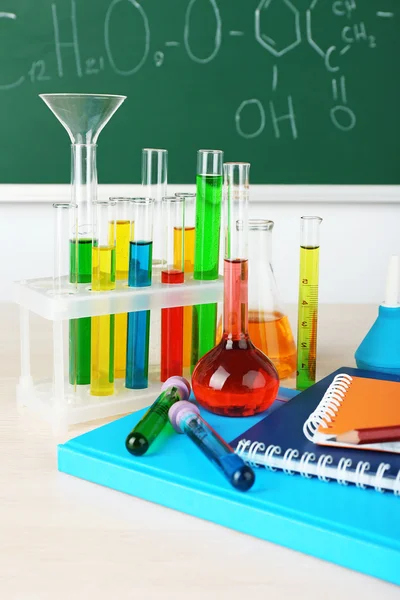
[69,238,92,385]
[174,193,196,370]
[169,401,255,491]
[91,200,116,396]
[191,150,223,372]
[126,376,190,456]
[296,216,322,391]
[112,198,131,379]
[126,198,154,390]
[161,196,185,381]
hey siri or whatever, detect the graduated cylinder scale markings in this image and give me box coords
[296,217,322,391]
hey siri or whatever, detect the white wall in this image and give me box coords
[1,184,399,304]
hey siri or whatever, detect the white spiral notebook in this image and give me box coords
[303,373,400,454]
[231,367,400,494]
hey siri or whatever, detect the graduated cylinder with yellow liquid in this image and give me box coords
[247,219,297,380]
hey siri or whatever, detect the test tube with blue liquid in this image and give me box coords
[169,401,255,492]
[125,198,154,389]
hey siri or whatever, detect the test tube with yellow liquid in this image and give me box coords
[91,200,116,396]
[174,193,196,371]
[112,198,131,379]
[296,216,322,391]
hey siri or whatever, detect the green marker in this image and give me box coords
[191,150,223,371]
[125,376,191,456]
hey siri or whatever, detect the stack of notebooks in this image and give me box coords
[58,367,400,585]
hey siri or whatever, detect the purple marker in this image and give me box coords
[126,376,191,456]
[169,401,255,492]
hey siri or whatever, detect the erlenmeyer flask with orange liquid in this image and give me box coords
[248,219,296,381]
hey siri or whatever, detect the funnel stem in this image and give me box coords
[71,144,96,246]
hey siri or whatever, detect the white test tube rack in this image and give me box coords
[15,276,223,434]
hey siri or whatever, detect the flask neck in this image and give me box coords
[71,143,97,239]
[223,258,248,341]
[249,224,272,267]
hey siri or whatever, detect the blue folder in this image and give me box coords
[58,383,400,586]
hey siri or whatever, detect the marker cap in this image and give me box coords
[161,376,191,400]
[169,400,200,433]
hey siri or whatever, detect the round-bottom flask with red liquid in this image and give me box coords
[192,332,279,416]
[192,245,279,416]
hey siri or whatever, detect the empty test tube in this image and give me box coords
[53,202,77,295]
[142,148,168,279]
[125,198,154,389]
[126,376,191,456]
[91,200,116,396]
[169,401,255,491]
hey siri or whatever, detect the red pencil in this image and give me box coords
[333,424,400,445]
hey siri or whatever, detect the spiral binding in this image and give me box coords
[303,374,353,442]
[235,439,400,494]
[235,373,400,494]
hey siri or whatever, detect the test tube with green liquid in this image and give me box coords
[191,150,223,372]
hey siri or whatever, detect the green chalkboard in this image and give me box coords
[0,0,399,184]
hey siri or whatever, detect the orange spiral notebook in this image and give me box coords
[303,373,400,453]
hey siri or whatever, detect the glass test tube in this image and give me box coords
[141,148,167,279]
[91,200,116,396]
[53,202,77,296]
[223,163,249,341]
[161,196,185,381]
[191,150,223,372]
[112,198,131,379]
[69,145,97,387]
[296,216,323,391]
[169,401,255,491]
[175,193,196,370]
[125,198,154,389]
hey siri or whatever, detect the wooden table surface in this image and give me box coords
[0,303,398,600]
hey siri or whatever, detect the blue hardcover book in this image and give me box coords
[58,374,400,586]
[230,367,400,492]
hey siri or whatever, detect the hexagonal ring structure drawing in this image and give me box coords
[255,0,301,57]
